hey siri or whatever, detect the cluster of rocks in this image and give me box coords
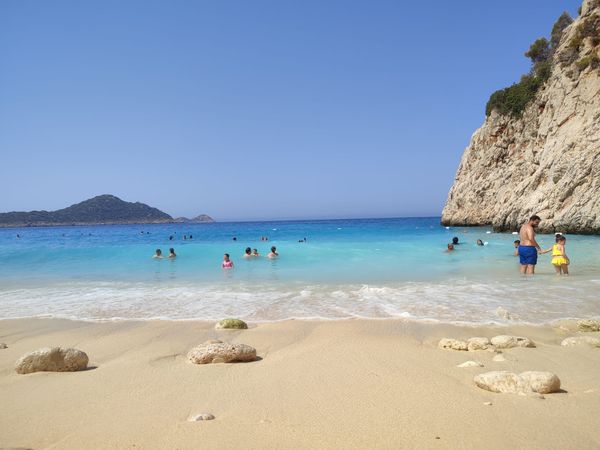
[439,335,564,396]
[438,335,535,352]
[11,317,257,376]
[561,319,600,348]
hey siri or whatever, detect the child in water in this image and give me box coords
[541,235,570,275]
[222,253,234,269]
[168,248,176,258]
[153,249,163,259]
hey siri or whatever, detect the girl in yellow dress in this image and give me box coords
[541,235,570,275]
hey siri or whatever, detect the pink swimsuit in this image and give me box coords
[222,260,233,269]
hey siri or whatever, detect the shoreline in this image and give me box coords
[1,317,599,449]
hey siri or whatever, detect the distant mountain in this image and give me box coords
[0,195,211,227]
[174,214,215,223]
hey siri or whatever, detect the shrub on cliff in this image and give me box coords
[485,11,573,118]
[551,12,574,49]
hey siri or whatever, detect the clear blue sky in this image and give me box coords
[0,0,581,221]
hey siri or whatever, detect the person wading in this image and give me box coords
[518,215,542,275]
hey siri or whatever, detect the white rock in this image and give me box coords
[438,338,468,351]
[561,336,600,347]
[490,335,535,349]
[15,347,88,374]
[187,340,257,364]
[474,371,561,395]
[518,371,561,394]
[483,401,492,406]
[188,413,215,421]
[0,343,7,349]
[474,371,522,394]
[457,360,484,368]
[467,337,491,351]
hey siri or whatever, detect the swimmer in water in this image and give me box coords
[476,239,484,246]
[252,248,260,257]
[452,237,460,245]
[222,253,234,269]
[153,249,163,259]
[513,240,520,256]
[244,247,252,258]
[168,248,176,258]
[446,243,455,252]
[268,246,278,258]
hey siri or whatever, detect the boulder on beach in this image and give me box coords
[467,337,491,351]
[215,318,248,330]
[490,335,535,349]
[187,340,257,364]
[561,336,600,347]
[577,319,600,332]
[438,338,468,351]
[474,371,560,394]
[0,343,7,349]
[15,347,89,374]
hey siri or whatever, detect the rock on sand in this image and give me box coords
[0,343,7,349]
[438,338,468,351]
[15,347,89,374]
[467,337,491,351]
[490,335,535,349]
[474,371,560,394]
[577,319,600,332]
[457,360,484,368]
[187,340,257,364]
[215,318,248,330]
[561,336,600,347]
[188,413,215,421]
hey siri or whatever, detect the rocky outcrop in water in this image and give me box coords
[442,0,600,234]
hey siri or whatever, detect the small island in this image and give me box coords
[0,195,214,227]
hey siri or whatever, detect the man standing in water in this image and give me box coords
[518,215,542,275]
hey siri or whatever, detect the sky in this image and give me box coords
[0,0,581,221]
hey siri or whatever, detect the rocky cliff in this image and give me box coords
[442,0,600,234]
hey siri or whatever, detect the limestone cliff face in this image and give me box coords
[442,0,600,234]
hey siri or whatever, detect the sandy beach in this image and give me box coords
[1,318,599,449]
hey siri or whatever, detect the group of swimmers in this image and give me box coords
[153,248,176,259]
[151,245,279,268]
[446,236,485,251]
[446,215,571,276]
[222,246,279,268]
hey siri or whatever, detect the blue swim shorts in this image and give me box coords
[519,245,538,265]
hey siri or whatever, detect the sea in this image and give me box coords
[1,217,599,325]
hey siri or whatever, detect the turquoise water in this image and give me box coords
[1,217,599,323]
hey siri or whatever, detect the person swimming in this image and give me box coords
[168,248,176,258]
[153,249,163,259]
[452,237,460,245]
[446,243,454,252]
[476,239,484,246]
[222,253,234,269]
[268,246,278,258]
[513,240,520,256]
[244,247,252,258]
[252,248,260,257]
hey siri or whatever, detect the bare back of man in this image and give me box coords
[518,215,542,275]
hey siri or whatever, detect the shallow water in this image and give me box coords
[1,217,599,324]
